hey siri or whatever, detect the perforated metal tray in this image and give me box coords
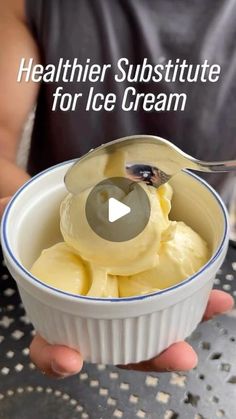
[1,247,236,419]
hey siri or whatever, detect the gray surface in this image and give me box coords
[0,246,236,419]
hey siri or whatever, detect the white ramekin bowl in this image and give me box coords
[1,161,229,365]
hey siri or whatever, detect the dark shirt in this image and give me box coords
[25,0,236,192]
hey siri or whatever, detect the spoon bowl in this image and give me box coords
[64,135,236,194]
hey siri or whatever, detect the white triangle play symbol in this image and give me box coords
[108,197,131,223]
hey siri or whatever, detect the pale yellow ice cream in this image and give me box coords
[118,222,209,297]
[60,183,171,276]
[30,147,209,298]
[31,242,90,295]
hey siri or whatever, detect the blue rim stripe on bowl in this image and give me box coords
[1,160,229,303]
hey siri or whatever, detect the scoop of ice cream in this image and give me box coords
[30,242,90,295]
[119,221,209,297]
[86,267,119,298]
[60,183,172,276]
[31,181,209,298]
[30,144,209,298]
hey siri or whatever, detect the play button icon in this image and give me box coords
[85,177,151,242]
[108,198,131,223]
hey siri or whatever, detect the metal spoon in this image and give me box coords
[64,135,236,194]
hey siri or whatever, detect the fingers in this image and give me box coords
[0,196,11,218]
[30,334,83,378]
[119,341,198,372]
[203,289,234,321]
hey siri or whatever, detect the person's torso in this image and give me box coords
[25,0,236,190]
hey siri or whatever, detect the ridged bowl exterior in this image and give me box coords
[17,279,212,364]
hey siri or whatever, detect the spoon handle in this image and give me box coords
[195,159,236,173]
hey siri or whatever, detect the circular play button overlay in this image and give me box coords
[85,177,151,242]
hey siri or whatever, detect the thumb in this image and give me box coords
[30,334,83,378]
